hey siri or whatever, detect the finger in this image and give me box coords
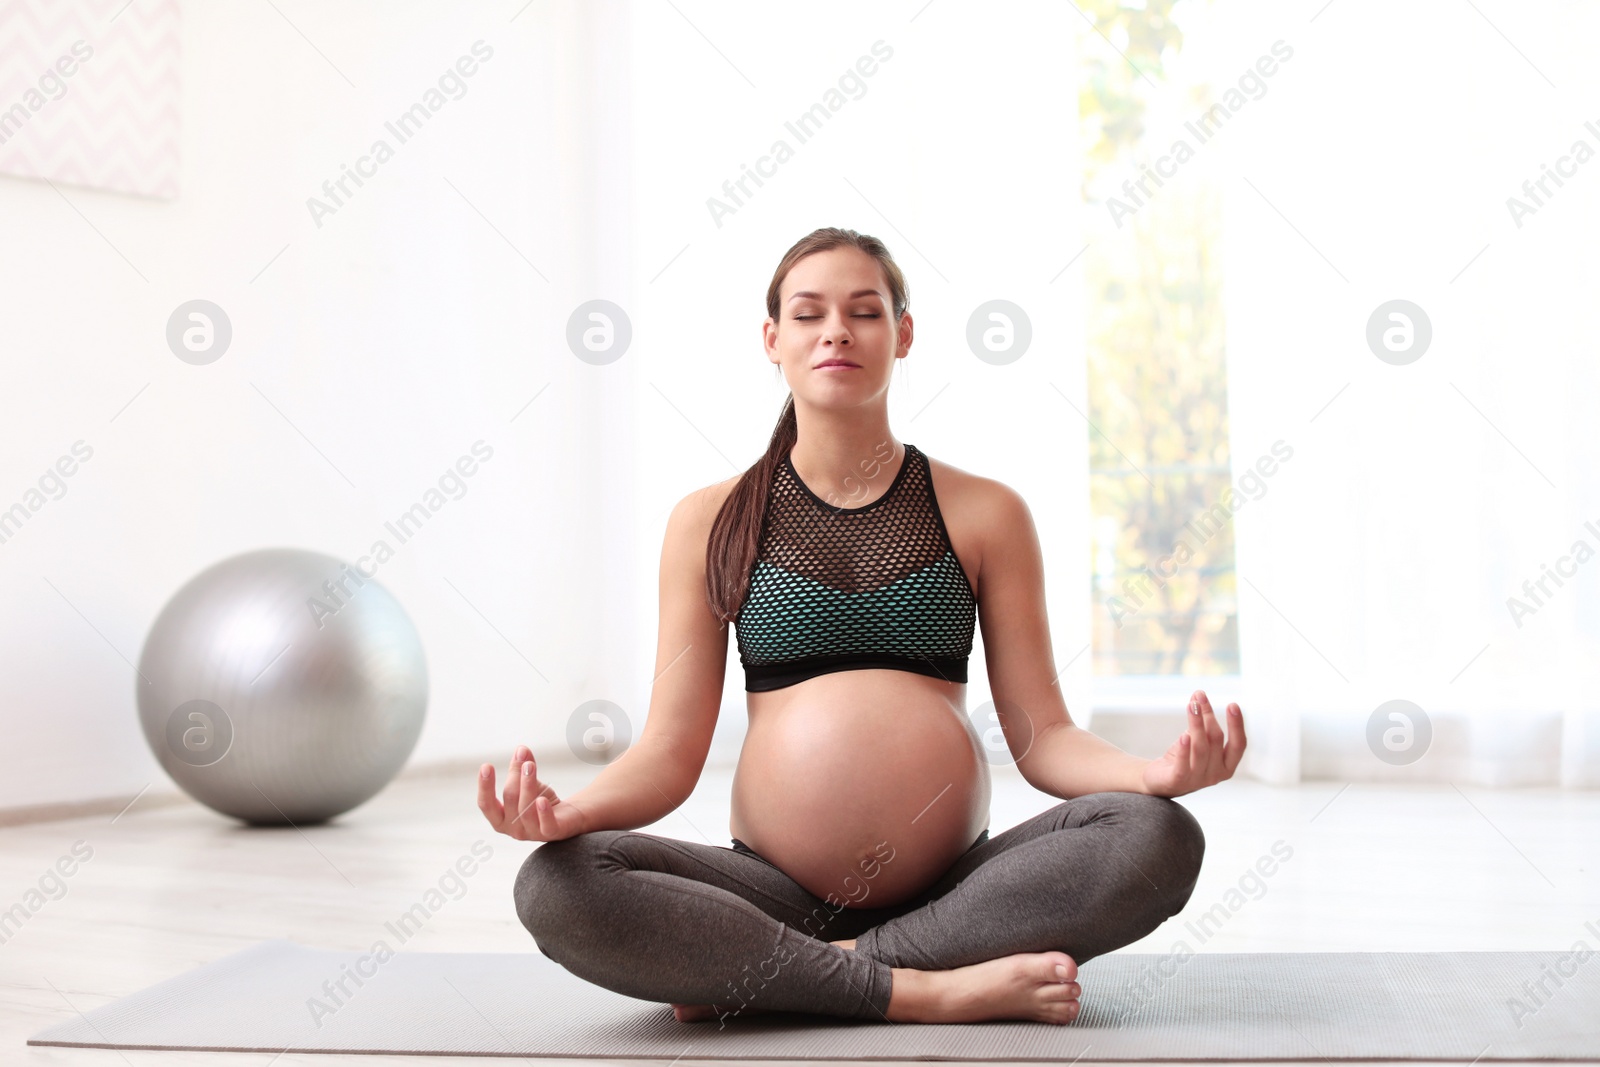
[1198,691,1225,747]
[524,752,547,821]
[1197,692,1225,779]
[1147,742,1182,795]
[1186,693,1212,770]
[1161,731,1187,762]
[503,750,526,820]
[476,764,506,830]
[1174,734,1196,788]
[515,760,540,830]
[1222,703,1248,774]
[513,754,540,827]
[536,792,565,841]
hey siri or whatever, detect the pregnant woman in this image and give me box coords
[480,226,1245,1026]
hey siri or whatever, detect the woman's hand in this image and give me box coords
[477,745,590,842]
[1141,690,1247,798]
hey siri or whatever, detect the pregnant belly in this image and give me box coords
[730,669,991,909]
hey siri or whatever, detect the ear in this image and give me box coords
[762,318,782,363]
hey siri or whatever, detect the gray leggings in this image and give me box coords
[514,790,1204,1022]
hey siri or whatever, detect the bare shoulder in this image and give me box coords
[924,453,1029,525]
[677,474,741,525]
[923,454,1032,590]
[664,473,743,551]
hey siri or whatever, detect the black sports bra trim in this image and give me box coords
[920,455,979,604]
[745,652,969,692]
[782,444,915,515]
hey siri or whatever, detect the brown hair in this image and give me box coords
[704,226,910,623]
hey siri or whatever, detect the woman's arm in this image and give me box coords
[1016,696,1244,800]
[562,482,733,829]
[480,738,694,841]
[554,733,710,833]
[973,482,1244,799]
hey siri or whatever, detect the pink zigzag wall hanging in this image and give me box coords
[0,0,181,200]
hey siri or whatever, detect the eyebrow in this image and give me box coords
[787,289,884,302]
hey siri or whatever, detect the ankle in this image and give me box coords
[885,966,943,1023]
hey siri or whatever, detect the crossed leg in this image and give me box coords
[513,791,1204,1024]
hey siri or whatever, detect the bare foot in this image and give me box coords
[670,1000,781,1024]
[887,951,1082,1024]
[669,1002,713,1023]
[673,942,1082,1025]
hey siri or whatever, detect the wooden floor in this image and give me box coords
[3,758,1597,1067]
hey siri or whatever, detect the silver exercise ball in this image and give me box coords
[136,547,427,825]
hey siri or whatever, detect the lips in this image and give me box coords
[815,360,859,369]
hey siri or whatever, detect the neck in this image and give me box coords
[788,402,903,506]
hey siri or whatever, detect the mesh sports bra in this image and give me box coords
[733,443,978,692]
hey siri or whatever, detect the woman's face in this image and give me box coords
[765,246,911,404]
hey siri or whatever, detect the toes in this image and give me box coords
[670,1003,716,1023]
[1037,994,1082,1024]
[1044,952,1078,982]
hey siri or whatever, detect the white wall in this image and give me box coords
[3,0,1092,815]
[1,1,641,812]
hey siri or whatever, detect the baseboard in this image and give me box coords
[0,753,587,830]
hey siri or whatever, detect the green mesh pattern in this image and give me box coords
[734,443,977,691]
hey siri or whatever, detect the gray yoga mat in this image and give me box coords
[28,938,1600,1060]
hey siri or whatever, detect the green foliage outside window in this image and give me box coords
[1078,0,1239,676]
